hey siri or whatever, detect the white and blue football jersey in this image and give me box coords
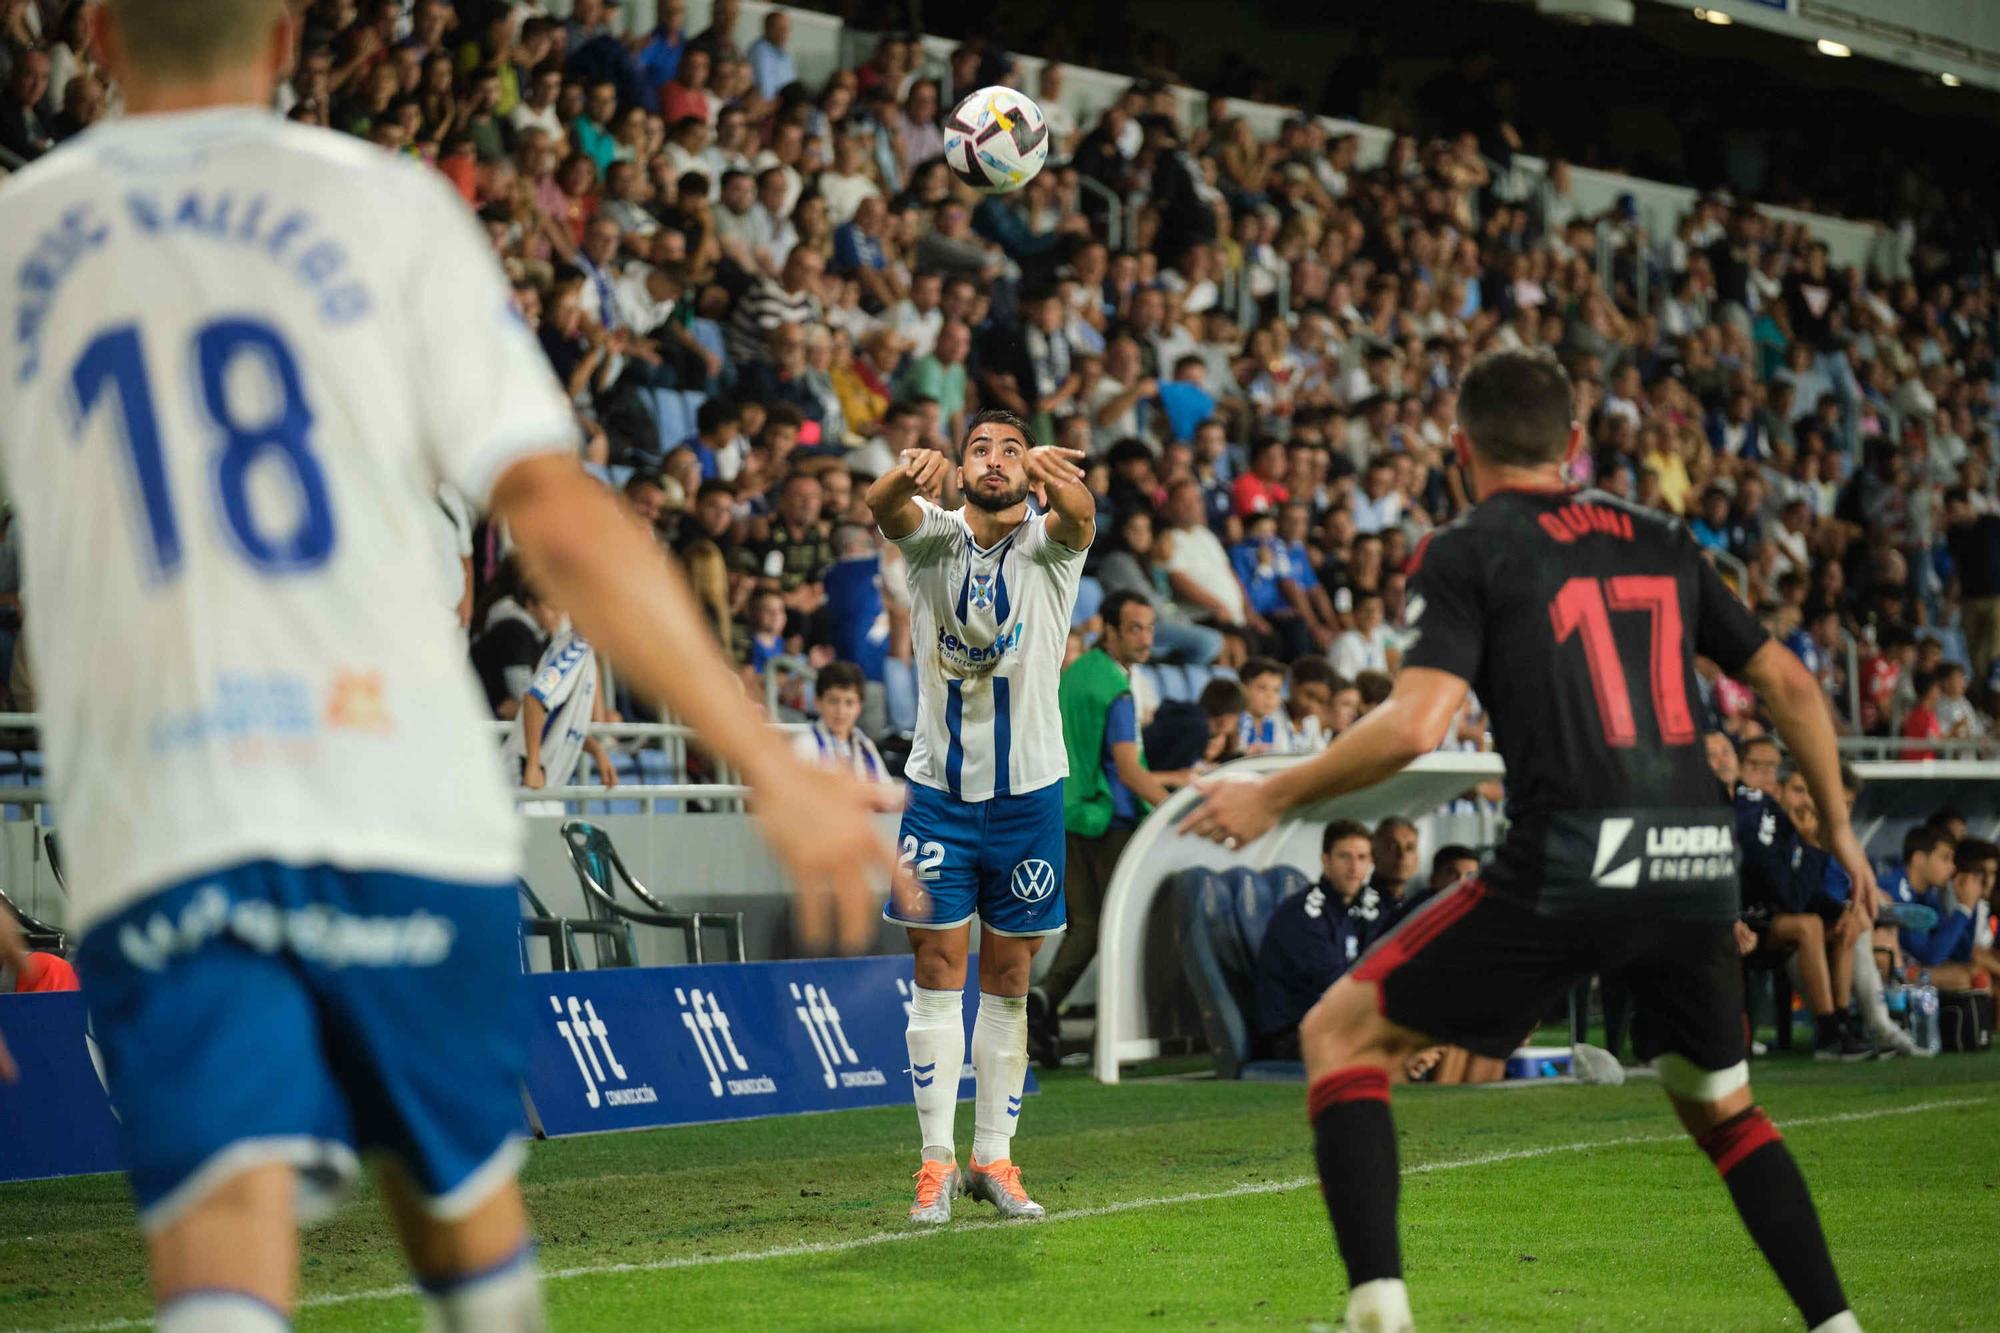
[0,108,578,936]
[891,498,1084,803]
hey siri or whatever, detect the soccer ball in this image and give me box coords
[942,86,1051,195]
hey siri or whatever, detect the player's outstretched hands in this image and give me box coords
[1176,773,1278,850]
[1023,445,1087,492]
[898,448,952,499]
[751,758,916,956]
[0,915,24,1082]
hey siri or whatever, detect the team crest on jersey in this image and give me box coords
[969,572,996,611]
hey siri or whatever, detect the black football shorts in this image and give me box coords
[1350,879,1745,1071]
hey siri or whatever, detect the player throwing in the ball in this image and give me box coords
[866,412,1092,1223]
[1183,350,1869,1333]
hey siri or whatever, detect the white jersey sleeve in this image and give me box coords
[885,496,959,571]
[402,172,579,505]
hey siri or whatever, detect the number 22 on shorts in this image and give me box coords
[899,837,945,881]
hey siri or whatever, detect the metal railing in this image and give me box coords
[1832,736,2000,762]
[0,714,815,810]
[1075,174,1125,251]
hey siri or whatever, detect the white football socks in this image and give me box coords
[1809,1311,1863,1333]
[420,1243,546,1333]
[156,1291,289,1332]
[1342,1277,1414,1333]
[906,984,965,1157]
[971,991,1029,1165]
[1850,933,1898,1039]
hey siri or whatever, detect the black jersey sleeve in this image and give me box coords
[1401,526,1484,685]
[1689,539,1769,675]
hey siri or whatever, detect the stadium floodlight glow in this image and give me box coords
[1694,8,1733,24]
[1815,39,1853,58]
[1941,72,1963,87]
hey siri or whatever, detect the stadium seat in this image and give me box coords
[648,389,691,450]
[516,876,634,972]
[607,464,636,492]
[560,819,746,964]
[1071,575,1103,629]
[1184,664,1216,698]
[1155,665,1191,703]
[1173,866,1303,1081]
[677,389,707,439]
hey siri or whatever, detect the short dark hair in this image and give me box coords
[1737,734,1780,762]
[965,408,1035,449]
[816,661,866,697]
[1431,844,1478,884]
[1322,818,1372,855]
[1239,656,1286,687]
[697,479,736,502]
[1099,589,1152,632]
[1198,678,1246,718]
[1356,670,1394,706]
[1457,348,1574,467]
[696,397,740,434]
[1288,655,1338,690]
[622,470,665,497]
[1955,836,1998,871]
[1903,823,1955,863]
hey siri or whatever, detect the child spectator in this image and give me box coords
[795,661,893,788]
[1236,657,1288,754]
[1900,669,1943,761]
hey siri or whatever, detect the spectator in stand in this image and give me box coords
[1161,479,1260,656]
[1945,487,2000,688]
[1330,591,1402,681]
[1091,508,1224,666]
[1158,356,1217,444]
[1230,512,1314,659]
[1232,438,1291,518]
[899,320,971,444]
[1251,819,1396,1060]
[746,10,796,101]
[728,246,824,367]
[1933,664,1986,740]
[0,44,52,160]
[1235,657,1288,754]
[1280,656,1340,753]
[794,660,891,784]
[658,44,712,127]
[1900,670,1944,761]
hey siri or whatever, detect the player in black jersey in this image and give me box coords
[1182,349,1873,1333]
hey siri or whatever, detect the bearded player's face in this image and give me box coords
[960,425,1031,513]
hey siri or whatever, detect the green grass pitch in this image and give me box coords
[2,1053,1995,1330]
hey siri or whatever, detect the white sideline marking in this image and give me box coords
[38,1095,1986,1332]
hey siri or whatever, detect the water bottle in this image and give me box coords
[1911,973,1942,1055]
[1884,982,1910,1026]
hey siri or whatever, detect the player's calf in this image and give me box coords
[1299,978,1431,1333]
[379,1171,545,1332]
[1659,1058,1856,1332]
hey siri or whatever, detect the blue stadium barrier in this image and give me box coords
[0,957,1036,1180]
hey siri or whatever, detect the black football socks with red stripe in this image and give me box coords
[1698,1106,1849,1327]
[1307,1066,1402,1288]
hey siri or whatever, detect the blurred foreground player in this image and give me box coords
[1183,349,1871,1333]
[0,3,902,1329]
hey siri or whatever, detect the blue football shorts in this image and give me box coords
[73,860,528,1233]
[887,781,1068,937]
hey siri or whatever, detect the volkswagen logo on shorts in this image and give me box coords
[1010,859,1056,902]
